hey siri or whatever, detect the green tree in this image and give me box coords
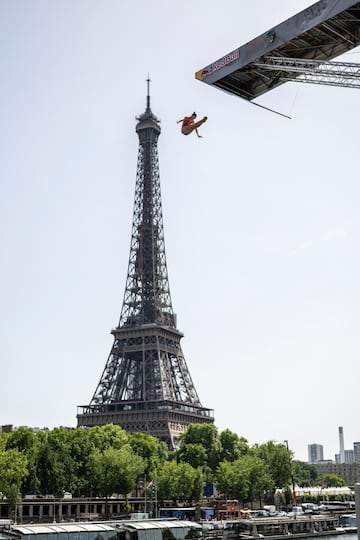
[215,460,246,500]
[179,424,221,473]
[157,461,205,503]
[219,430,249,462]
[67,427,98,496]
[5,427,36,454]
[0,433,7,451]
[318,473,347,487]
[292,460,318,487]
[252,441,292,488]
[244,455,274,503]
[177,443,208,469]
[4,426,39,495]
[29,428,81,496]
[88,424,129,451]
[0,448,28,518]
[35,432,63,495]
[215,454,273,503]
[88,446,145,514]
[48,428,78,495]
[129,432,168,477]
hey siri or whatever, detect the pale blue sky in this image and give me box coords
[1,0,359,463]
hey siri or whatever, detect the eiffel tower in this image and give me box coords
[77,81,214,449]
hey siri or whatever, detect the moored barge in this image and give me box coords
[0,519,204,540]
[210,514,345,539]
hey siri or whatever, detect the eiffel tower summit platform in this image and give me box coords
[77,82,214,450]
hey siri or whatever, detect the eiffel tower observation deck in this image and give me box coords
[77,81,214,449]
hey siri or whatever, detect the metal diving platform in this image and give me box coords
[195,0,360,100]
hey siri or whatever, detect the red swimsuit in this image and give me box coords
[182,117,193,128]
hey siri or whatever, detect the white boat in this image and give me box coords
[337,513,357,532]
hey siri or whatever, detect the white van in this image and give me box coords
[289,506,304,516]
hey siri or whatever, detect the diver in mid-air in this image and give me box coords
[177,112,207,138]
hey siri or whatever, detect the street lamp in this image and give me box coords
[284,440,297,505]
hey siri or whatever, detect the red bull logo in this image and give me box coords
[212,49,239,72]
[196,67,211,80]
[196,48,239,81]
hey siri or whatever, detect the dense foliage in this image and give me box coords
[0,424,348,510]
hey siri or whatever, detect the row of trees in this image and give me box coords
[0,423,347,516]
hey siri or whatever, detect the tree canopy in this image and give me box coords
[0,423,350,509]
[88,446,145,498]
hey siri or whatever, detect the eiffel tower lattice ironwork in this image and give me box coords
[77,81,214,449]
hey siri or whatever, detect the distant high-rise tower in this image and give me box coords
[339,426,345,463]
[353,442,360,463]
[344,449,354,464]
[308,443,324,463]
[77,81,214,449]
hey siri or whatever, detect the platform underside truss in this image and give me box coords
[252,56,360,89]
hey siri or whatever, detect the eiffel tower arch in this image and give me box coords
[77,82,214,449]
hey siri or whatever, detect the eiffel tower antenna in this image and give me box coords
[77,80,214,449]
[146,73,151,110]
